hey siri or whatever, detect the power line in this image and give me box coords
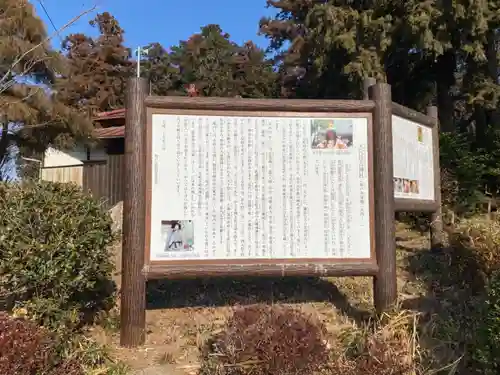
[36,0,63,44]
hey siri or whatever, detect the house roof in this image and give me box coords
[94,126,125,139]
[93,109,126,139]
[94,108,126,121]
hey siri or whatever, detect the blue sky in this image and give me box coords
[32,0,276,51]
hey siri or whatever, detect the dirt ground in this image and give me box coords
[93,221,430,375]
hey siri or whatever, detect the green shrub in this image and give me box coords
[200,304,329,375]
[0,181,116,331]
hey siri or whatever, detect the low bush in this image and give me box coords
[0,312,83,375]
[0,181,116,331]
[201,304,329,375]
[0,312,127,375]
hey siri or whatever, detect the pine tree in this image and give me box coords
[0,0,93,180]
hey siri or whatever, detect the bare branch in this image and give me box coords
[0,86,44,109]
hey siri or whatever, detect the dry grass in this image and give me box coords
[87,218,500,375]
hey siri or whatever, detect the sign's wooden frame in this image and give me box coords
[143,108,376,279]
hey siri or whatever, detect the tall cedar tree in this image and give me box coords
[58,12,132,115]
[0,0,93,180]
[141,25,278,98]
[260,0,499,129]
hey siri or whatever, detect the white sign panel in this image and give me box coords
[392,115,435,201]
[149,115,371,261]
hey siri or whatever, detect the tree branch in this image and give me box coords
[0,4,98,87]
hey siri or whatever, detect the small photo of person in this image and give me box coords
[161,220,194,252]
[311,119,354,150]
[403,179,411,193]
[410,180,419,194]
[394,178,403,193]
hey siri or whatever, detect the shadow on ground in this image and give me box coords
[146,276,371,324]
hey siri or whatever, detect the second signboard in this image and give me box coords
[148,114,373,262]
[392,115,435,201]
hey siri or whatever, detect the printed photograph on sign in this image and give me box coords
[311,119,354,150]
[160,220,194,253]
[393,178,419,195]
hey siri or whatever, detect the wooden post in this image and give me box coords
[427,106,444,248]
[369,82,397,312]
[120,77,148,347]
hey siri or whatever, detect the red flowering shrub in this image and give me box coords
[201,304,329,375]
[0,313,83,375]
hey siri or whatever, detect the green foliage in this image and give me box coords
[141,25,279,98]
[439,132,488,213]
[451,218,500,374]
[472,270,500,374]
[0,181,116,331]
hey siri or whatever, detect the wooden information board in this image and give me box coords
[118,78,441,348]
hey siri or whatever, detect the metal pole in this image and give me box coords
[136,47,141,78]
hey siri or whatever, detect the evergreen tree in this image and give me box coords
[57,33,96,113]
[144,24,278,98]
[58,12,132,114]
[230,41,279,98]
[260,0,499,121]
[170,24,242,97]
[140,42,182,96]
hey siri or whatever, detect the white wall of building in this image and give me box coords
[43,144,107,167]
